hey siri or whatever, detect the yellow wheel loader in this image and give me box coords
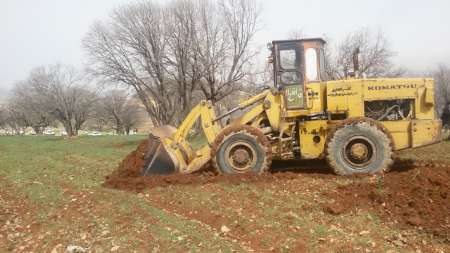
[142,38,442,176]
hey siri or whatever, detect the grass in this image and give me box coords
[0,135,449,252]
[0,135,250,252]
[187,132,208,149]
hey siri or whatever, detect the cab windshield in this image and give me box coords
[277,43,303,85]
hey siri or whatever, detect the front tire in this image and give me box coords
[326,121,393,175]
[211,125,272,174]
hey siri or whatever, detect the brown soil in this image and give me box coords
[105,140,450,240]
[103,140,308,192]
[0,177,43,252]
[324,161,450,240]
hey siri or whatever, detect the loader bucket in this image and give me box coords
[142,126,179,176]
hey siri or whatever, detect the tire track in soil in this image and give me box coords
[55,185,160,251]
[140,187,269,252]
[139,195,257,252]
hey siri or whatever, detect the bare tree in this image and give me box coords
[83,1,178,126]
[8,82,53,134]
[433,64,450,119]
[83,0,261,125]
[195,0,261,104]
[287,28,305,40]
[97,89,141,135]
[0,106,6,129]
[326,28,404,79]
[3,105,28,135]
[24,65,98,137]
[121,102,142,135]
[165,0,203,119]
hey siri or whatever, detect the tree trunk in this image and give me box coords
[32,126,43,135]
[114,118,124,135]
[62,121,75,137]
[74,119,85,136]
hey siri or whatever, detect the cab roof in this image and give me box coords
[272,38,326,45]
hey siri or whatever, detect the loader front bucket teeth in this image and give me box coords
[142,126,179,176]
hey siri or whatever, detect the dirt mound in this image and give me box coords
[104,140,302,192]
[103,140,198,192]
[324,162,450,239]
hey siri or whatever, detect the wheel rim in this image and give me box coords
[224,141,257,173]
[342,136,376,169]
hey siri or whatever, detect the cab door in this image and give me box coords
[275,42,305,109]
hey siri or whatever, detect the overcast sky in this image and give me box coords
[1,0,450,93]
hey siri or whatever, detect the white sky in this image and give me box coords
[1,0,450,92]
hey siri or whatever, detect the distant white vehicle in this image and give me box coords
[88,131,102,136]
[43,129,55,136]
[55,131,68,137]
[78,130,88,136]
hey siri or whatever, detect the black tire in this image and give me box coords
[211,125,272,174]
[326,121,393,175]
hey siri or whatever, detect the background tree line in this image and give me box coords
[1,0,450,135]
[0,64,143,137]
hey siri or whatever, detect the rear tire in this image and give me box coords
[326,121,393,175]
[211,125,272,174]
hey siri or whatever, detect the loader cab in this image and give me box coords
[270,38,327,110]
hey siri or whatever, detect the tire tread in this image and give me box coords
[211,125,272,174]
[326,118,394,175]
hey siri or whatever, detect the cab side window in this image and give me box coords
[305,48,318,81]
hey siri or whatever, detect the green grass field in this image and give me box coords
[0,136,449,252]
